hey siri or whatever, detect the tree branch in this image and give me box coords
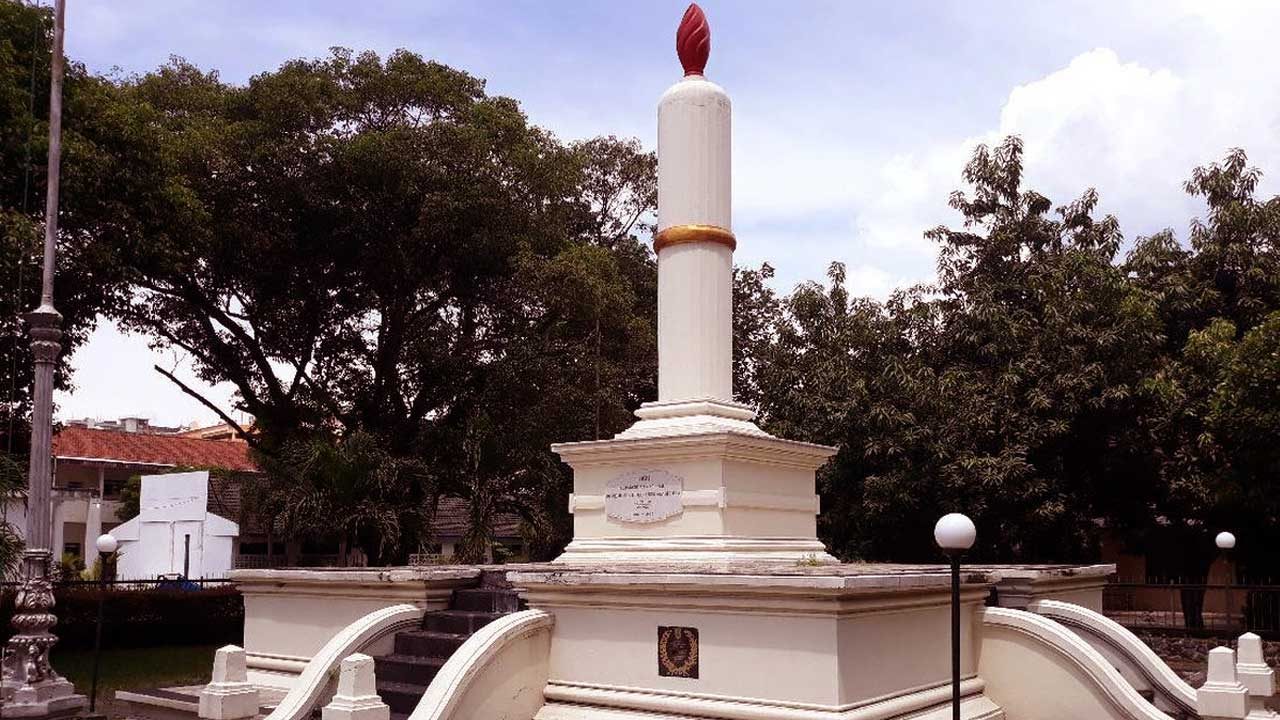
[152,364,258,449]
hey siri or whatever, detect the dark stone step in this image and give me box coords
[375,653,447,685]
[376,680,429,715]
[423,609,503,635]
[450,588,521,613]
[393,629,468,658]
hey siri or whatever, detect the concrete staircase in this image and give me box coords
[375,585,522,720]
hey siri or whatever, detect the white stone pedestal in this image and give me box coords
[198,646,259,720]
[1199,647,1250,720]
[321,654,389,720]
[554,412,837,564]
[514,565,1001,720]
[0,676,86,719]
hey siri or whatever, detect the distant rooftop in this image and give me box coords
[53,426,257,472]
[64,416,189,435]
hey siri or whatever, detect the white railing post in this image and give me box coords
[1235,633,1278,719]
[1199,646,1251,720]
[321,654,389,720]
[199,645,260,720]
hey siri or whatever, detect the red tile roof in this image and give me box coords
[52,426,258,472]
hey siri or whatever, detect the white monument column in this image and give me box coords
[552,3,837,564]
[654,5,733,406]
[618,2,761,440]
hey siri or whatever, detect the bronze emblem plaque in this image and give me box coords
[657,626,699,678]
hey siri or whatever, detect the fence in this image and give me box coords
[1104,577,1280,637]
[233,553,342,569]
[0,577,234,591]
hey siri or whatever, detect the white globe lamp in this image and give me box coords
[1215,531,1236,550]
[95,533,117,555]
[934,513,977,554]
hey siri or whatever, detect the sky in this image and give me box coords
[49,0,1280,428]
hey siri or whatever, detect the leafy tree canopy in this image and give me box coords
[91,48,659,562]
[750,138,1280,569]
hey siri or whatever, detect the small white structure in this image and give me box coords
[321,654,389,720]
[199,645,260,720]
[110,471,238,579]
[1198,646,1251,720]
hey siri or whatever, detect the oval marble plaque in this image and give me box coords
[605,470,684,523]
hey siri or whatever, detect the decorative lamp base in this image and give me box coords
[1,551,87,719]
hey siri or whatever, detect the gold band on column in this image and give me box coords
[654,224,737,252]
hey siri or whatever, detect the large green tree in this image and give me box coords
[756,137,1163,562]
[99,49,659,562]
[1124,149,1280,579]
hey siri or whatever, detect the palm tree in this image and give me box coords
[266,432,433,565]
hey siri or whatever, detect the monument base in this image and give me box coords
[615,398,769,440]
[553,418,838,565]
[0,678,87,719]
[556,535,837,565]
[511,564,1006,720]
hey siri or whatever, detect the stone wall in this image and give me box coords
[1137,631,1280,687]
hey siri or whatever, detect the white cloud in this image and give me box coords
[843,36,1280,295]
[843,264,900,301]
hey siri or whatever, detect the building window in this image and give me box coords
[63,542,82,559]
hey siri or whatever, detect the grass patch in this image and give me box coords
[53,643,219,717]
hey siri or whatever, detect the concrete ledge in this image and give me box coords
[231,566,481,587]
[235,568,478,688]
[537,677,1003,720]
[115,686,280,720]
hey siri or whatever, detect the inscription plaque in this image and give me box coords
[605,470,683,523]
[658,626,699,678]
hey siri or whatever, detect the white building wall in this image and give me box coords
[109,471,238,580]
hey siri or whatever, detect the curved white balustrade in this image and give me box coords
[981,607,1175,720]
[263,603,423,720]
[1029,599,1197,716]
[410,609,554,720]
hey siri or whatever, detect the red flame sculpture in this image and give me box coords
[676,3,710,76]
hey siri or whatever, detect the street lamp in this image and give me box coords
[935,513,976,720]
[1215,531,1236,632]
[88,533,118,716]
[2,1,86,714]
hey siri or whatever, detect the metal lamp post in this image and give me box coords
[1,1,86,714]
[935,513,977,720]
[88,533,117,716]
[1215,531,1236,633]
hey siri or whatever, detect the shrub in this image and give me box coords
[0,584,243,650]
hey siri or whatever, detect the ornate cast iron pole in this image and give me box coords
[1,1,87,715]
